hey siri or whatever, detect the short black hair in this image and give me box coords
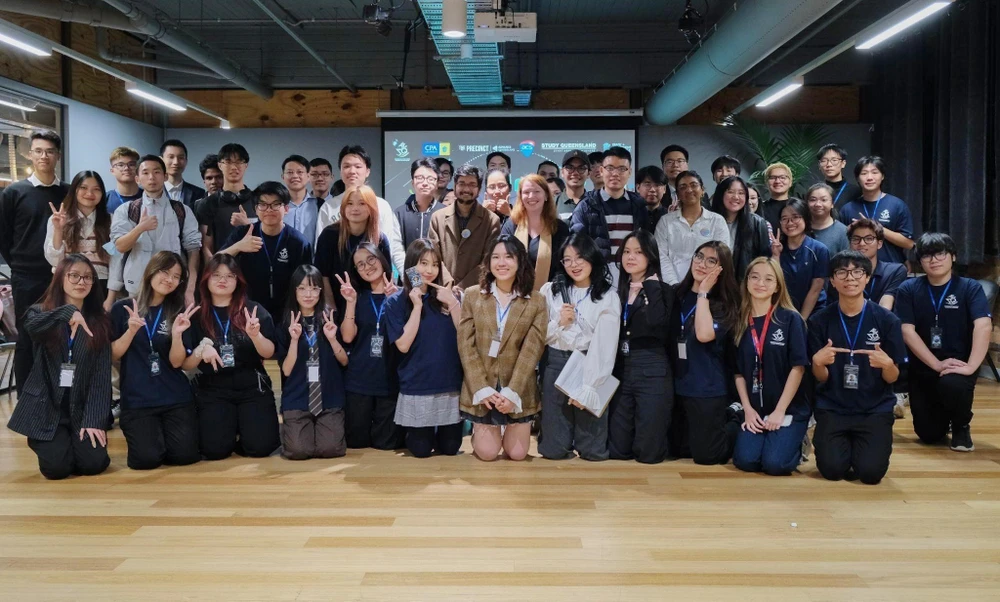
[138,154,166,172]
[550,177,566,192]
[410,158,439,178]
[253,180,291,205]
[160,139,188,156]
[710,155,741,175]
[218,143,250,164]
[587,151,605,166]
[434,157,454,172]
[339,145,371,169]
[486,151,511,169]
[635,165,667,186]
[829,250,873,278]
[659,144,689,163]
[537,160,558,172]
[780,197,812,232]
[199,154,219,178]
[914,232,957,260]
[817,143,848,162]
[30,130,62,151]
[603,146,632,165]
[309,157,333,171]
[454,164,483,187]
[281,154,309,172]
[331,179,346,196]
[854,155,887,181]
[675,169,704,190]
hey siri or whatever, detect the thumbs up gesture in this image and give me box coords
[237,225,263,253]
[138,207,158,232]
[231,204,251,227]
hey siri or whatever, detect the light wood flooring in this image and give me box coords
[0,381,998,601]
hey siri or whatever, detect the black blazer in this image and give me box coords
[618,279,674,352]
[180,181,207,208]
[6,304,112,441]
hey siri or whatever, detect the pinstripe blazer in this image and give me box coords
[7,304,112,441]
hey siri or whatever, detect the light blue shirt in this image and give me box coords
[286,195,323,245]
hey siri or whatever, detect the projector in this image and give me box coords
[473,11,537,43]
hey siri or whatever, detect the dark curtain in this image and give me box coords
[868,0,999,263]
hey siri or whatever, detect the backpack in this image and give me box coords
[127,198,187,249]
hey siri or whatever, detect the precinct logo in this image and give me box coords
[519,140,536,157]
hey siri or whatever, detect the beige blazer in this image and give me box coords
[458,285,547,419]
[428,202,501,290]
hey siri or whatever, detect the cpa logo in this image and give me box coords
[866,328,881,343]
[392,140,409,159]
[879,209,890,221]
[945,294,959,308]
[519,140,535,157]
[771,328,785,343]
[422,142,440,155]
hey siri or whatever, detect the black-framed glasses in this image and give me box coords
[66,272,94,284]
[564,165,589,174]
[112,161,137,170]
[920,251,951,262]
[692,252,719,267]
[833,268,867,280]
[849,235,878,245]
[256,202,283,212]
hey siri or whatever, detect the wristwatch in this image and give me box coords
[697,292,708,299]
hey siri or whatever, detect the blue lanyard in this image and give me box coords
[861,193,884,221]
[927,278,953,324]
[496,298,513,331]
[865,273,877,299]
[67,326,75,364]
[144,306,164,351]
[370,293,387,329]
[258,223,286,267]
[679,302,697,336]
[573,287,592,313]
[212,308,231,344]
[832,181,848,205]
[838,301,867,360]
[304,330,317,348]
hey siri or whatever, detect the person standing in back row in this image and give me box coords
[395,158,444,251]
[428,165,501,291]
[837,156,914,265]
[195,143,255,259]
[816,144,861,211]
[161,139,205,209]
[105,147,143,214]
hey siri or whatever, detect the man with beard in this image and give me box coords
[428,164,501,290]
[555,150,590,222]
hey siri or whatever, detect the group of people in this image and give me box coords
[0,130,992,486]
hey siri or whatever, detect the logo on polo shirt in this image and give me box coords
[945,294,959,309]
[866,328,881,344]
[879,209,890,221]
[277,248,289,263]
[157,321,170,336]
[700,228,711,237]
[770,328,785,346]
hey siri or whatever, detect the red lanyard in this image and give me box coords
[748,305,775,365]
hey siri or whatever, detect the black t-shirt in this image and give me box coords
[673,291,733,398]
[344,290,397,397]
[735,307,810,418]
[187,300,276,390]
[221,223,313,320]
[894,276,992,371]
[826,179,861,210]
[275,314,346,412]
[111,301,194,409]
[195,187,255,249]
[315,225,392,317]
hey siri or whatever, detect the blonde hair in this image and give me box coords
[734,257,799,346]
[338,185,381,255]
[510,173,559,234]
[764,162,792,182]
[109,146,139,163]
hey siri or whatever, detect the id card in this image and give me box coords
[370,334,384,358]
[844,363,860,390]
[677,339,688,360]
[220,343,235,368]
[307,359,320,383]
[488,335,501,358]
[59,363,75,388]
[149,351,161,377]
[405,267,423,288]
[930,326,943,349]
[751,369,761,394]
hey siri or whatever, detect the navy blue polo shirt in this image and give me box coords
[384,290,463,395]
[838,193,913,264]
[221,223,313,321]
[674,291,732,398]
[344,290,397,397]
[111,300,194,410]
[187,301,277,387]
[780,236,829,312]
[894,276,992,372]
[735,307,810,419]
[826,260,907,306]
[275,315,346,412]
[807,301,904,415]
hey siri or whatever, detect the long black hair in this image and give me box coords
[37,254,111,351]
[478,234,535,297]
[676,240,741,333]
[615,229,662,301]
[282,264,329,327]
[711,175,753,252]
[551,233,612,302]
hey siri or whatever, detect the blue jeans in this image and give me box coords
[732,417,809,475]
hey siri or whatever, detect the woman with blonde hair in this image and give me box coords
[731,256,810,475]
[500,173,570,291]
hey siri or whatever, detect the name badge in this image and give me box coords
[307,359,320,383]
[59,363,75,388]
[149,351,161,377]
[488,334,501,358]
[930,326,943,349]
[677,337,688,360]
[370,334,384,358]
[751,369,761,394]
[220,343,235,368]
[844,363,860,390]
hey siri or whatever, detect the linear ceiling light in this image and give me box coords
[126,82,186,112]
[0,32,51,57]
[856,1,951,50]
[0,98,37,112]
[754,77,804,108]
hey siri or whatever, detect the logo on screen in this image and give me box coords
[392,140,410,161]
[519,140,536,158]
[602,142,611,151]
[422,142,440,155]
[439,142,451,156]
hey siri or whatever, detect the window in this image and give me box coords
[0,89,63,189]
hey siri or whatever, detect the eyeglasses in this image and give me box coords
[112,161,137,170]
[560,257,588,267]
[603,166,629,175]
[66,272,94,284]
[748,273,776,284]
[833,268,867,280]
[354,256,380,271]
[219,160,248,167]
[157,270,181,283]
[662,159,687,167]
[920,251,951,262]
[637,182,663,191]
[849,235,878,245]
[692,252,719,267]
[255,202,283,212]
[768,175,791,182]
[412,175,437,184]
[31,148,59,157]
[779,215,804,225]
[486,182,509,190]
[296,286,321,295]
[819,158,844,166]
[210,272,237,282]
[564,165,589,174]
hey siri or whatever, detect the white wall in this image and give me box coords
[165,127,383,196]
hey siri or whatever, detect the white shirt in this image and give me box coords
[540,282,621,409]
[654,206,730,285]
[470,283,531,412]
[165,180,185,202]
[315,192,405,276]
[29,173,61,187]
[44,210,109,280]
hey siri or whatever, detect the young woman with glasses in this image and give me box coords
[772,198,829,319]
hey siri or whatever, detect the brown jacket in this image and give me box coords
[458,285,547,419]
[428,201,501,290]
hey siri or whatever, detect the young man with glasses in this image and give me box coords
[106,147,143,213]
[837,156,914,265]
[816,144,861,210]
[660,144,690,205]
[826,218,906,310]
[220,181,312,319]
[635,165,669,232]
[109,155,201,306]
[308,158,334,206]
[0,130,69,396]
[281,155,319,245]
[395,158,444,251]
[434,158,454,201]
[808,250,905,485]
[161,139,205,208]
[556,150,590,222]
[894,233,992,452]
[760,162,798,235]
[195,143,255,261]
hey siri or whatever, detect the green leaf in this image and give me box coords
[724,117,834,195]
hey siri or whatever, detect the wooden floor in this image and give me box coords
[1,382,999,601]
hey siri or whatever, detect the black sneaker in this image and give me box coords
[950,425,974,452]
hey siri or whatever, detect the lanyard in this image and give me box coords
[865,271,877,299]
[496,298,513,335]
[861,193,884,221]
[927,278,953,326]
[748,305,775,363]
[370,293,387,329]
[622,290,642,325]
[212,308,231,344]
[832,181,848,205]
[573,287,592,313]
[838,301,867,362]
[304,330,317,348]
[679,301,697,337]
[258,224,287,294]
[144,306,164,352]
[66,326,75,364]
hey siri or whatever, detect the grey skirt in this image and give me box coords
[395,391,461,428]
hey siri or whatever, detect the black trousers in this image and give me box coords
[11,273,50,396]
[196,383,279,460]
[405,422,463,458]
[281,409,347,460]
[27,412,110,480]
[813,409,893,485]
[119,402,200,470]
[344,392,404,450]
[909,370,976,444]
[607,349,673,464]
[676,395,738,465]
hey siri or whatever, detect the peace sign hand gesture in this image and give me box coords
[172,303,200,336]
[322,309,338,341]
[123,299,145,334]
[244,305,261,339]
[288,311,302,340]
[49,202,68,230]
[335,272,357,303]
[382,274,399,297]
